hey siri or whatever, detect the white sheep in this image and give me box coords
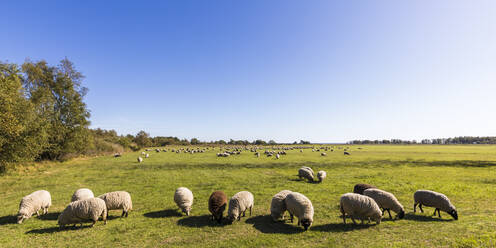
[71,188,95,202]
[270,190,292,222]
[98,191,133,218]
[301,166,314,175]
[340,193,382,225]
[276,154,280,159]
[298,167,314,182]
[17,190,52,224]
[321,152,327,156]
[137,157,143,163]
[58,197,107,228]
[413,190,458,220]
[363,188,405,219]
[174,187,193,216]
[145,153,149,158]
[317,171,326,183]
[227,191,254,222]
[285,192,314,230]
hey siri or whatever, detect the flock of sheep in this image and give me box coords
[16,146,457,232]
[17,189,132,228]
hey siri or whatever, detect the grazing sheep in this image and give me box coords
[298,167,314,182]
[344,151,350,155]
[98,191,132,218]
[353,183,377,195]
[114,153,121,157]
[321,152,327,156]
[58,197,107,228]
[270,190,292,221]
[209,191,227,223]
[227,191,254,222]
[285,192,314,230]
[340,193,382,225]
[141,151,146,155]
[145,153,149,158]
[301,166,315,175]
[413,190,458,220]
[363,188,405,219]
[276,154,280,159]
[137,157,143,163]
[174,187,193,216]
[317,171,326,183]
[71,188,95,202]
[17,190,52,224]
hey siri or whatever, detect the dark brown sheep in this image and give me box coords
[353,183,377,195]
[208,191,227,224]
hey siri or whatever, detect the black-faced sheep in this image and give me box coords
[285,192,314,230]
[413,190,458,220]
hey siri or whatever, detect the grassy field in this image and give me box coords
[1,145,496,247]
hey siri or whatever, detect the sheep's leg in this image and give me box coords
[381,208,386,216]
[351,216,357,225]
[432,209,437,216]
[419,204,424,213]
[342,213,346,224]
[289,213,294,223]
[121,211,126,217]
[437,209,441,218]
[297,219,300,226]
[413,203,417,213]
[249,206,252,216]
[125,211,129,217]
[242,210,246,217]
[387,209,392,219]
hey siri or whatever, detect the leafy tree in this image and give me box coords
[0,62,47,170]
[134,130,152,148]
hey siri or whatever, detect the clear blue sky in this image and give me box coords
[2,1,495,143]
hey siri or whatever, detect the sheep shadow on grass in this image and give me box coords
[245,215,305,234]
[287,178,320,184]
[177,215,228,228]
[37,212,61,221]
[404,213,453,222]
[143,209,182,218]
[311,223,372,232]
[0,215,17,225]
[26,225,92,234]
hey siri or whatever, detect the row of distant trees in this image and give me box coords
[349,137,496,145]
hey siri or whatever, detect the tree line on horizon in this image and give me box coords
[348,137,496,145]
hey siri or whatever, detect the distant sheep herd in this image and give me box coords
[17,146,458,231]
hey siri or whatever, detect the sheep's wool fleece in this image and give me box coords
[58,198,107,226]
[71,188,95,202]
[228,191,254,219]
[98,191,132,211]
[19,190,51,216]
[340,193,382,220]
[270,190,292,220]
[363,188,404,213]
[285,192,314,221]
[174,187,193,208]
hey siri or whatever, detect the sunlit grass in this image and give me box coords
[1,145,496,247]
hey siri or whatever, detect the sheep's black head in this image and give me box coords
[301,219,312,231]
[449,210,458,220]
[397,210,405,219]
